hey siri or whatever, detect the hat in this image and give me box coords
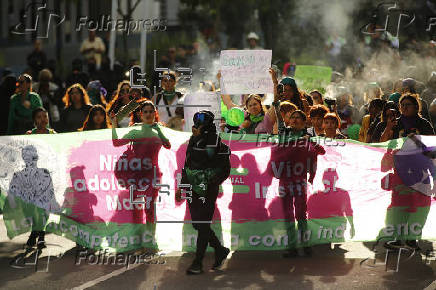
[280,77,297,88]
[402,78,416,88]
[247,32,259,40]
[388,92,401,104]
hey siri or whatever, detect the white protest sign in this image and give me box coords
[220,50,273,94]
[183,92,221,132]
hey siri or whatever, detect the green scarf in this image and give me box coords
[163,90,177,102]
[185,168,218,197]
[249,114,264,123]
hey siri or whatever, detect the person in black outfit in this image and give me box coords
[26,40,47,79]
[0,73,17,135]
[65,59,90,89]
[176,110,231,275]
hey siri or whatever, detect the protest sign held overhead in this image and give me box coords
[220,50,273,94]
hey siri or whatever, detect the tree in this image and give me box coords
[117,0,142,63]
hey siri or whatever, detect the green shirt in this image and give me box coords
[8,92,43,134]
[112,123,169,146]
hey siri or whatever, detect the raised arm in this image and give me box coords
[110,112,130,147]
[217,70,238,109]
[153,123,171,149]
[266,67,280,127]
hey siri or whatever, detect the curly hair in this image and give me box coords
[62,83,91,108]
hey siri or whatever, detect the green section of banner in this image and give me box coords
[294,65,333,94]
[2,192,430,253]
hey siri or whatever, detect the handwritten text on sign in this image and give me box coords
[220,50,273,94]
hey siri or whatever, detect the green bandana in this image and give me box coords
[185,168,217,196]
[249,114,264,123]
[163,91,177,102]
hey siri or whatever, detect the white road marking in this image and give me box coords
[424,280,436,290]
[70,263,142,290]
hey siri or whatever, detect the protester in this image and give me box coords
[273,98,310,139]
[269,115,326,258]
[33,69,60,126]
[176,111,231,274]
[111,100,170,148]
[23,107,56,250]
[358,98,384,142]
[26,107,56,135]
[401,77,430,121]
[154,71,183,125]
[60,83,92,132]
[335,87,358,135]
[107,81,132,128]
[0,73,17,135]
[310,90,324,106]
[321,113,346,139]
[80,104,111,131]
[110,100,171,253]
[87,80,108,106]
[379,94,434,142]
[239,94,273,134]
[421,72,436,106]
[268,68,309,134]
[307,105,329,136]
[369,101,400,143]
[7,74,43,135]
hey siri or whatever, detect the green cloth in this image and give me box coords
[185,167,218,196]
[162,91,177,103]
[389,92,401,104]
[31,128,56,134]
[249,114,264,123]
[7,92,43,134]
[112,123,169,145]
[280,77,297,88]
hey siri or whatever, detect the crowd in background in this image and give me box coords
[1,30,436,146]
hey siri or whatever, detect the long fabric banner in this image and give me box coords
[0,128,435,253]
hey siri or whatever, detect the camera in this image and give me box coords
[324,98,337,112]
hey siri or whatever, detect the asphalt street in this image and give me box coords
[0,215,435,290]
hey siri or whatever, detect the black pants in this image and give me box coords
[188,191,222,263]
[26,231,45,247]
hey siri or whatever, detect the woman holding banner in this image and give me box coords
[110,100,170,251]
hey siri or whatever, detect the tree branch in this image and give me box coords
[131,0,142,12]
[117,0,125,16]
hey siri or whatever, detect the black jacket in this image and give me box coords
[181,133,231,196]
